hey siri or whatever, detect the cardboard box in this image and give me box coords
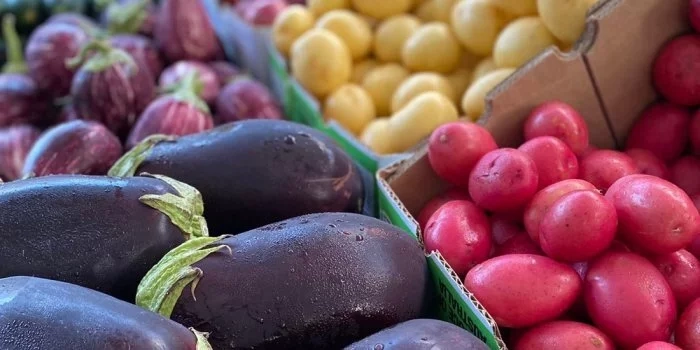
[377,0,690,348]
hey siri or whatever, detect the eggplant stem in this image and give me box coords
[106,0,150,35]
[190,328,214,350]
[108,134,175,177]
[66,39,137,73]
[136,236,232,318]
[168,71,210,114]
[2,15,27,74]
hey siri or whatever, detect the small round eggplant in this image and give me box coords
[214,77,282,124]
[109,119,364,234]
[137,212,431,349]
[45,12,100,34]
[160,60,220,105]
[127,71,214,149]
[0,124,41,181]
[69,40,156,135]
[208,60,240,85]
[0,276,212,349]
[344,319,490,350]
[154,0,225,62]
[25,21,90,98]
[0,174,209,301]
[22,120,123,177]
[110,33,163,80]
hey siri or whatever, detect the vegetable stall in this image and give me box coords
[0,0,698,350]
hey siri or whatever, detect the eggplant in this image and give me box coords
[45,12,100,34]
[0,15,49,127]
[137,212,431,349]
[102,0,157,37]
[208,60,240,85]
[25,21,89,98]
[0,276,212,349]
[110,33,163,80]
[215,77,282,124]
[69,39,156,135]
[0,174,208,301]
[345,319,490,350]
[127,70,214,149]
[154,0,224,62]
[160,60,220,105]
[0,124,40,181]
[109,119,364,234]
[22,120,122,177]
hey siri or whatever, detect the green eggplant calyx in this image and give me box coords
[190,328,214,350]
[168,70,210,114]
[106,0,149,35]
[2,14,27,74]
[138,173,209,240]
[108,134,175,177]
[65,39,137,73]
[136,236,233,318]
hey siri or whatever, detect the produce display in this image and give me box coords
[271,0,598,155]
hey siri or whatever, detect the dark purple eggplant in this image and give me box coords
[127,71,214,149]
[102,0,156,36]
[0,174,208,301]
[208,60,240,85]
[160,60,220,105]
[215,77,282,124]
[344,319,490,350]
[110,33,163,80]
[69,40,156,135]
[0,124,41,181]
[109,119,364,234]
[154,0,224,62]
[0,15,49,127]
[0,276,212,349]
[25,21,90,98]
[22,119,122,177]
[136,212,431,350]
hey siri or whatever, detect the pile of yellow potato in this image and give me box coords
[272,0,598,154]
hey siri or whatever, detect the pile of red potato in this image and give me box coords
[418,3,700,349]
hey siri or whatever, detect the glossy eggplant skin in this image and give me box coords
[0,276,197,350]
[171,213,431,349]
[133,119,364,234]
[344,319,490,350]
[0,175,186,301]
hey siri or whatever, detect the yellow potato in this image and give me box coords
[461,68,515,120]
[493,17,557,68]
[537,0,597,45]
[373,14,421,63]
[291,29,352,98]
[414,0,436,22]
[387,92,459,152]
[450,0,507,56]
[446,69,472,106]
[323,84,376,134]
[490,0,537,16]
[316,10,373,60]
[351,0,414,19]
[432,0,457,22]
[360,118,394,154]
[391,72,455,113]
[351,59,379,83]
[362,63,410,116]
[402,22,462,73]
[472,56,498,82]
[307,0,349,17]
[271,5,315,57]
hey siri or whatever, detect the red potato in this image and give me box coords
[691,110,700,156]
[606,174,700,254]
[626,102,691,162]
[676,297,700,349]
[540,190,618,262]
[514,320,615,350]
[626,148,670,179]
[494,234,543,256]
[428,122,498,189]
[651,249,700,309]
[637,342,682,350]
[424,200,492,277]
[524,179,598,244]
[491,214,525,245]
[464,254,582,328]
[518,136,579,190]
[670,156,700,196]
[683,194,700,260]
[523,101,589,156]
[579,150,639,192]
[692,0,700,33]
[653,34,700,106]
[585,252,676,349]
[416,188,471,230]
[468,148,539,213]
